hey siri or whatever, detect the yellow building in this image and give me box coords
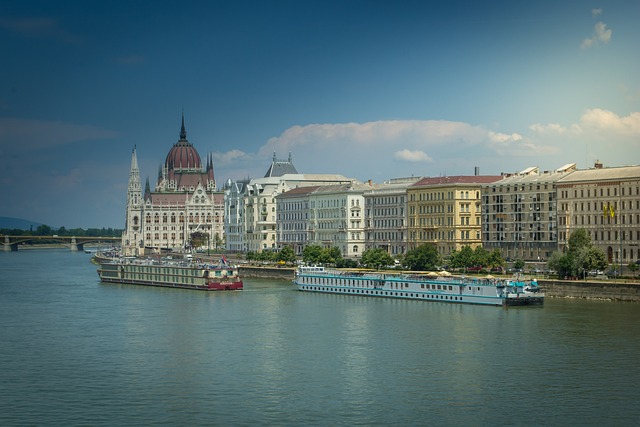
[407,175,501,255]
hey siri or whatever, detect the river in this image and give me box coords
[1,250,639,426]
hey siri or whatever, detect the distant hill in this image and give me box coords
[0,216,44,231]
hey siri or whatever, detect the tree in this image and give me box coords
[568,229,591,254]
[321,247,342,264]
[513,259,525,271]
[628,262,639,277]
[277,246,296,264]
[360,248,393,270]
[472,246,489,268]
[404,244,440,271]
[35,224,52,236]
[189,232,208,250]
[547,229,607,278]
[302,245,342,265]
[486,249,504,270]
[449,246,475,271]
[303,245,323,265]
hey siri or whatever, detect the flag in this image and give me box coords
[603,203,608,217]
[610,204,615,218]
[221,254,228,265]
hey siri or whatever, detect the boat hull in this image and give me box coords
[294,267,543,307]
[97,261,243,291]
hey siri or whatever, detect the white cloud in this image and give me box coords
[393,149,433,163]
[529,123,566,134]
[594,22,612,43]
[213,149,247,165]
[592,8,602,17]
[581,21,612,49]
[254,120,551,180]
[487,131,523,143]
[580,109,640,135]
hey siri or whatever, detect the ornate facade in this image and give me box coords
[122,116,224,256]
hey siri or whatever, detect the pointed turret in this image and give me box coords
[144,177,151,200]
[180,111,187,140]
[127,146,142,206]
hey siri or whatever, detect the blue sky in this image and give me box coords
[1,1,638,229]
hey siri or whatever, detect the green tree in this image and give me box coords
[320,247,342,264]
[547,229,607,278]
[360,248,393,270]
[486,249,504,270]
[404,244,441,271]
[336,258,358,268]
[628,262,639,277]
[277,245,296,264]
[449,246,475,271]
[513,259,525,270]
[189,232,207,250]
[568,229,591,254]
[35,224,52,236]
[472,246,489,268]
[303,245,324,265]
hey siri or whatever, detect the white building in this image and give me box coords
[364,177,421,257]
[307,182,372,259]
[224,153,354,253]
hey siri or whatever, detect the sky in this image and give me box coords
[1,0,639,229]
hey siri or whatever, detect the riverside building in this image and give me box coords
[481,164,576,261]
[363,177,421,257]
[556,163,640,265]
[122,116,224,256]
[406,174,502,256]
[224,153,354,253]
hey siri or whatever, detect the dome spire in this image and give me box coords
[180,110,187,140]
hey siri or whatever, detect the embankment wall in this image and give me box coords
[239,266,295,281]
[540,279,640,302]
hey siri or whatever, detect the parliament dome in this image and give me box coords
[164,115,202,171]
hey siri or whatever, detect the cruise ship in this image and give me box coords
[294,266,543,306]
[97,257,243,291]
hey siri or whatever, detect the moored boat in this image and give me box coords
[97,258,243,291]
[294,266,543,306]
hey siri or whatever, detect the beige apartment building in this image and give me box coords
[407,175,501,256]
[556,163,640,265]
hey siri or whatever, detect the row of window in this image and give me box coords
[300,285,464,301]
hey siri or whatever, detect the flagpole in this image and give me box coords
[619,181,622,281]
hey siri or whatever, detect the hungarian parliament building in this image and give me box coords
[122,116,640,266]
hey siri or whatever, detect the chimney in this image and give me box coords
[474,166,479,176]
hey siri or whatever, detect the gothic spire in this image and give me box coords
[180,111,187,140]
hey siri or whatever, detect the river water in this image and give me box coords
[1,249,639,426]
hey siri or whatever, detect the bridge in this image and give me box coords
[2,235,120,252]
